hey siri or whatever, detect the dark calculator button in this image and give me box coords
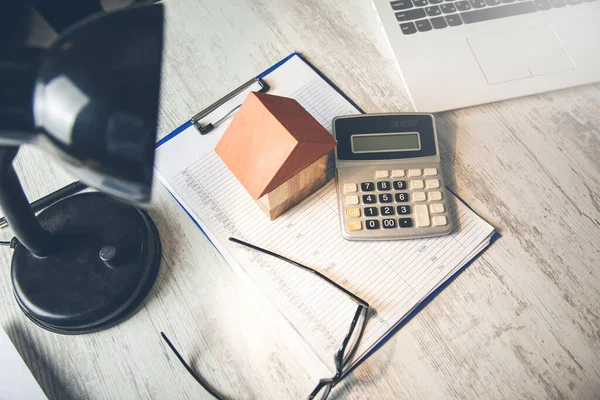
[400,22,417,34]
[455,0,472,9]
[397,205,411,215]
[393,180,407,190]
[414,0,429,5]
[399,218,413,228]
[469,0,486,7]
[431,16,448,28]
[441,3,457,11]
[364,207,379,217]
[361,182,375,192]
[395,192,409,202]
[425,5,442,14]
[377,181,391,191]
[363,194,377,204]
[381,206,395,216]
[366,220,380,230]
[533,0,551,8]
[382,218,397,229]
[445,14,463,25]
[461,2,536,23]
[391,0,415,9]
[550,0,566,6]
[379,193,393,203]
[396,8,427,21]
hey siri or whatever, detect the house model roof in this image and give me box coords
[215,92,337,200]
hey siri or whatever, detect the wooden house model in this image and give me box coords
[215,92,337,220]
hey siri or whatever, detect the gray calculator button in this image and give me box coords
[413,192,426,202]
[344,183,358,193]
[375,170,389,179]
[426,179,440,189]
[346,195,359,205]
[415,204,431,227]
[432,215,448,226]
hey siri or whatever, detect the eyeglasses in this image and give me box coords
[161,237,370,400]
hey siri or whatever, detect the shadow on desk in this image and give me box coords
[5,322,76,400]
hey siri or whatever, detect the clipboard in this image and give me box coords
[156,52,364,148]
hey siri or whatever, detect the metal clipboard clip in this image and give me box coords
[190,77,270,135]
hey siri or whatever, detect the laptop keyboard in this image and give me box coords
[391,0,596,34]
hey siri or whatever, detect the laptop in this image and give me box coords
[373,0,600,111]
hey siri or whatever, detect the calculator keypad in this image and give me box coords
[339,166,451,239]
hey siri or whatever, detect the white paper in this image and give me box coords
[0,327,48,400]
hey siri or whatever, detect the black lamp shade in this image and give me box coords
[32,4,164,204]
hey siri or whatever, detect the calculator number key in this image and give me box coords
[399,218,413,228]
[395,193,409,202]
[397,205,411,215]
[382,218,397,229]
[363,194,377,204]
[364,207,379,217]
[393,180,407,190]
[366,220,380,230]
[361,182,375,192]
[377,181,391,191]
[381,206,395,216]
[379,193,393,203]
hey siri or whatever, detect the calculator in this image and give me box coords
[333,113,453,240]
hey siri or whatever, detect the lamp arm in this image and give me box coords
[0,147,58,256]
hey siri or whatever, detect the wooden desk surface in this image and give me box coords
[1,1,599,398]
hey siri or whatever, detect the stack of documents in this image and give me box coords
[154,54,496,375]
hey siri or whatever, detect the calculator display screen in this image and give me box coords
[351,132,421,153]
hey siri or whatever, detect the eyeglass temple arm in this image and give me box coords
[160,332,224,400]
[229,237,369,308]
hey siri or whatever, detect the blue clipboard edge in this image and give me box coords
[155,50,500,374]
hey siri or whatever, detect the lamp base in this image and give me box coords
[11,192,161,334]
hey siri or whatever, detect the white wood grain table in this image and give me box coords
[1,1,599,399]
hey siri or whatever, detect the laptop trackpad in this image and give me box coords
[467,25,575,84]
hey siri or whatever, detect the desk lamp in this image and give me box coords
[0,4,164,334]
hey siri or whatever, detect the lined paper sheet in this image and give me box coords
[155,55,495,374]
